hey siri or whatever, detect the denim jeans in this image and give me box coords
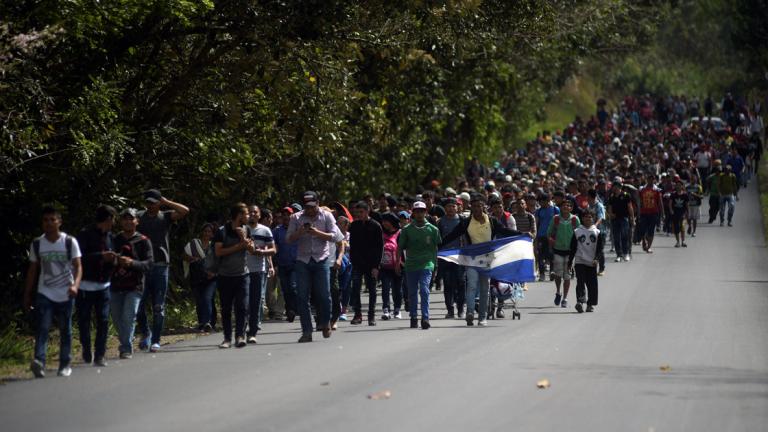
[438,260,465,314]
[380,268,403,312]
[611,217,630,257]
[330,266,341,321]
[110,290,142,355]
[76,288,110,361]
[339,262,352,310]
[295,258,331,334]
[277,264,297,315]
[218,275,248,341]
[247,272,267,336]
[406,269,432,319]
[137,265,168,344]
[34,294,74,369]
[535,237,553,275]
[193,278,217,328]
[720,195,736,223]
[465,267,490,320]
[351,267,377,317]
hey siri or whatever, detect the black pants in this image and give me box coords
[438,260,465,313]
[219,275,248,341]
[574,264,598,306]
[351,268,377,317]
[330,266,341,322]
[535,237,553,275]
[76,288,110,361]
[708,195,720,223]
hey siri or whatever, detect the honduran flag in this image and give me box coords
[437,235,536,283]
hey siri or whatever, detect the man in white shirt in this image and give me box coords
[24,207,82,378]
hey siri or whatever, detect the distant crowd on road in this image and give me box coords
[24,93,765,378]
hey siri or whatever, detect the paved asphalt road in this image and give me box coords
[2,185,767,432]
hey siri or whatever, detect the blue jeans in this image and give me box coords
[110,290,142,355]
[465,267,490,320]
[247,272,267,336]
[351,267,377,317]
[380,268,403,312]
[137,265,168,344]
[611,218,630,257]
[406,269,432,319]
[295,258,331,334]
[338,262,352,309]
[218,275,248,341]
[194,278,217,328]
[277,264,297,314]
[34,294,74,369]
[720,195,735,223]
[76,288,110,361]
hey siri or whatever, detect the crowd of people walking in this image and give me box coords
[24,93,764,377]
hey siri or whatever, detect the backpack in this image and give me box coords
[32,235,73,262]
[380,231,399,270]
[548,215,577,247]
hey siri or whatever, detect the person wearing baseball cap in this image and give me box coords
[287,191,343,342]
[136,189,189,353]
[398,201,441,329]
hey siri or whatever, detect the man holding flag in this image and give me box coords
[439,194,531,327]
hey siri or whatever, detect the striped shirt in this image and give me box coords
[512,212,536,235]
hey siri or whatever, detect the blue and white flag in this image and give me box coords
[437,235,536,283]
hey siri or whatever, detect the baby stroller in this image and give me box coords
[489,279,524,320]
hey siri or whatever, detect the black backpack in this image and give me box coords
[33,235,74,261]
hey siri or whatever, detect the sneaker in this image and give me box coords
[646,248,653,254]
[538,275,545,282]
[322,327,332,339]
[410,318,418,328]
[675,242,680,248]
[586,305,594,312]
[235,337,246,348]
[495,308,505,319]
[338,313,348,321]
[575,303,584,313]
[393,310,402,319]
[331,321,337,330]
[57,366,72,377]
[298,333,313,343]
[457,311,466,319]
[728,222,733,227]
[445,311,455,319]
[350,314,363,325]
[478,319,488,327]
[219,340,232,349]
[30,359,45,378]
[94,357,108,367]
[614,256,622,263]
[561,299,568,308]
[82,352,92,364]
[119,352,133,359]
[466,313,474,326]
[149,343,161,353]
[286,310,296,323]
[624,255,631,262]
[720,221,724,227]
[247,336,258,344]
[381,311,391,320]
[421,319,431,330]
[681,242,687,248]
[139,336,151,351]
[597,271,605,276]
[368,318,377,327]
[691,233,696,237]
[202,323,213,332]
[554,293,562,306]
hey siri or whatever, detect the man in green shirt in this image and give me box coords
[547,200,580,308]
[398,201,441,330]
[718,165,738,226]
[706,165,721,224]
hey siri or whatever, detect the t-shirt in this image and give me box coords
[686,183,703,206]
[512,212,536,235]
[670,192,689,216]
[138,210,174,264]
[534,206,559,238]
[467,214,492,244]
[398,222,441,272]
[695,151,711,168]
[29,233,82,303]
[246,224,274,273]
[213,224,249,277]
[272,225,297,267]
[639,186,663,215]
[608,193,632,219]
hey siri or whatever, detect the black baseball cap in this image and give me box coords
[302,191,319,207]
[121,208,139,219]
[144,189,162,203]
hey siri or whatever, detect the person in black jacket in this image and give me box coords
[441,194,522,327]
[110,208,153,359]
[349,202,384,326]
[76,205,117,366]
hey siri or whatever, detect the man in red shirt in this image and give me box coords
[638,175,664,253]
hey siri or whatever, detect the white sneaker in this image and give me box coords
[149,343,161,353]
[57,366,72,377]
[614,257,622,263]
[624,255,631,262]
[393,310,402,319]
[30,359,45,378]
[478,320,488,327]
